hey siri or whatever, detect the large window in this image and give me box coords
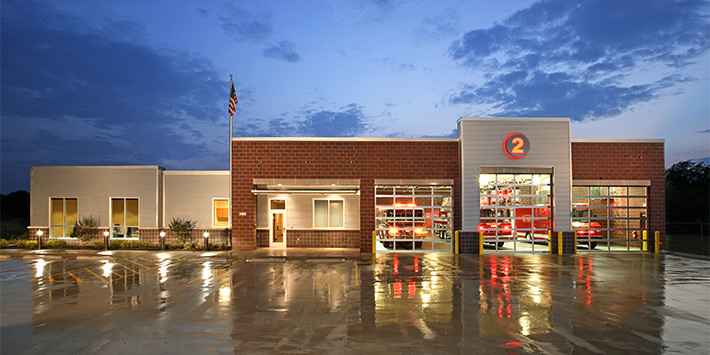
[111,198,139,238]
[375,185,453,252]
[572,185,647,252]
[213,199,229,227]
[50,198,77,238]
[314,199,344,228]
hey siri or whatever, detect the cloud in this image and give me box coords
[0,0,228,192]
[239,104,369,137]
[219,4,273,43]
[699,129,710,134]
[262,41,302,63]
[447,0,710,120]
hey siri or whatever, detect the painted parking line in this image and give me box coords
[122,259,151,269]
[0,272,33,281]
[271,261,297,286]
[354,261,359,286]
[83,267,108,282]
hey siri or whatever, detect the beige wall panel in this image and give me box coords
[256,194,360,230]
[30,166,162,228]
[459,118,572,231]
[164,172,229,228]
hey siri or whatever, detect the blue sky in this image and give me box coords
[1,0,709,193]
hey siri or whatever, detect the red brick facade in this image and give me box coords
[571,141,666,248]
[231,139,665,253]
[231,139,460,252]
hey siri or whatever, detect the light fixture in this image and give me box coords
[159,231,166,238]
[103,231,109,237]
[203,231,210,238]
[36,230,44,237]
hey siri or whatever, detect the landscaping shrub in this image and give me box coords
[169,217,197,243]
[16,240,37,248]
[119,240,150,249]
[167,242,184,250]
[70,215,100,245]
[183,242,197,250]
[93,240,105,249]
[0,239,9,248]
[109,240,123,249]
[45,239,67,249]
[195,242,205,250]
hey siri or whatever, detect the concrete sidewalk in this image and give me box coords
[0,247,365,261]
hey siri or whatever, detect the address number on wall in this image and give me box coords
[503,132,530,159]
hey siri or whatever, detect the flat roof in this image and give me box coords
[232,137,457,142]
[458,116,570,123]
[571,139,664,143]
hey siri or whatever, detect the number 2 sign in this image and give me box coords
[503,132,530,159]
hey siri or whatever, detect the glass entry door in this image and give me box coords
[270,199,286,248]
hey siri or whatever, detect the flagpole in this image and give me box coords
[229,75,233,249]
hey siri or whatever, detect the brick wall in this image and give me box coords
[286,230,360,248]
[571,141,665,250]
[232,140,460,251]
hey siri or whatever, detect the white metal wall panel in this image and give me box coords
[458,117,572,231]
[30,166,162,228]
[163,172,229,228]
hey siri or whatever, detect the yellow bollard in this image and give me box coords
[455,231,459,255]
[479,231,484,255]
[574,232,577,254]
[642,230,647,251]
[372,230,376,254]
[655,231,660,254]
[558,231,563,255]
[548,230,552,253]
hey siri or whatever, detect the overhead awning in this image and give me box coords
[251,189,360,195]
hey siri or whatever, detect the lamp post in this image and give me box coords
[36,230,43,249]
[103,230,109,250]
[203,231,210,251]
[160,230,166,250]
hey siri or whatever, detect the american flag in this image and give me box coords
[229,78,238,118]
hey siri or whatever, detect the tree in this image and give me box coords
[169,217,197,243]
[666,161,709,228]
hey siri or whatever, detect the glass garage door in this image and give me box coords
[375,185,453,252]
[572,186,647,252]
[479,173,552,253]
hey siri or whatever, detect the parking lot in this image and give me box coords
[1,250,709,354]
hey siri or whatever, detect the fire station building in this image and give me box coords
[29,117,666,254]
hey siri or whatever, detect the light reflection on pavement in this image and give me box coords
[0,252,708,354]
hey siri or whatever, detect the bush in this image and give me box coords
[93,240,105,249]
[45,239,67,249]
[169,217,197,243]
[0,239,9,248]
[16,240,37,248]
[109,240,123,249]
[167,242,184,250]
[70,215,100,243]
[183,242,197,250]
[195,242,205,250]
[120,240,150,249]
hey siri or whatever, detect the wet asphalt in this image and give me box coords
[1,251,709,354]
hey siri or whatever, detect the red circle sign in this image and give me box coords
[503,132,530,159]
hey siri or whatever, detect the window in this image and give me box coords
[50,198,77,238]
[111,198,139,238]
[213,199,229,227]
[314,200,344,228]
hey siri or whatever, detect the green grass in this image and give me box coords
[665,234,710,256]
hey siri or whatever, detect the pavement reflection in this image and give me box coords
[0,252,707,353]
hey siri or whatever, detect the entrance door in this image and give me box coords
[270,199,286,248]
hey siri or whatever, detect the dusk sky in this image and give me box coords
[1,0,709,193]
